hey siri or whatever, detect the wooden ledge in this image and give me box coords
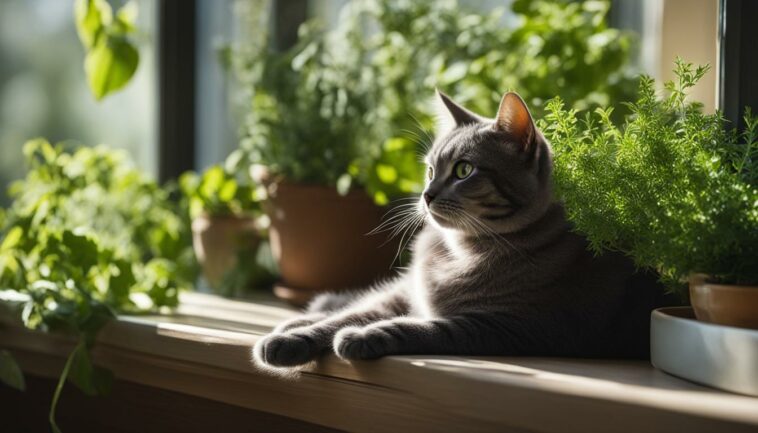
[2,292,758,433]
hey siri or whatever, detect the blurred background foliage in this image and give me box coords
[236,0,638,205]
[0,0,156,208]
[0,140,196,328]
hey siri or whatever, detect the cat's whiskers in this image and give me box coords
[369,198,426,267]
[408,112,435,152]
[369,203,421,235]
[391,211,425,267]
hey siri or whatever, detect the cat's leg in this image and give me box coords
[334,313,540,360]
[273,290,370,334]
[254,286,410,367]
[271,313,329,334]
[306,290,367,313]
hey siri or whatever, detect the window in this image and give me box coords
[0,0,158,205]
[1,2,757,431]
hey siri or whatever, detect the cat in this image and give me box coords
[253,90,671,369]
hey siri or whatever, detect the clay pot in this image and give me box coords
[191,214,260,292]
[689,274,758,329]
[265,182,400,305]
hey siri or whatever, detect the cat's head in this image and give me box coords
[421,90,553,235]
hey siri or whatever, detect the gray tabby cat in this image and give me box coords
[253,91,669,369]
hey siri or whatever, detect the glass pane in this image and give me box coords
[0,0,157,205]
[195,0,243,170]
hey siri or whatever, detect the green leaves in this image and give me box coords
[1,227,23,251]
[179,165,262,219]
[85,36,139,101]
[545,60,758,292]
[49,339,112,433]
[75,0,140,101]
[68,342,113,396]
[75,0,111,49]
[235,0,634,205]
[62,230,99,270]
[0,350,25,391]
[2,140,196,432]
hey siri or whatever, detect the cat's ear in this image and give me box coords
[494,92,535,151]
[435,89,481,134]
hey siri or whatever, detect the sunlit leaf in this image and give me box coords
[1,227,23,251]
[74,0,112,49]
[114,1,138,33]
[218,179,238,202]
[199,166,225,198]
[375,164,398,184]
[85,36,140,101]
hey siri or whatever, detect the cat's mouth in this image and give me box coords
[427,200,465,228]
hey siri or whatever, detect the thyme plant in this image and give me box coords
[544,60,758,293]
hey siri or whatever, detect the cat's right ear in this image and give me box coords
[435,89,481,134]
[494,92,536,152]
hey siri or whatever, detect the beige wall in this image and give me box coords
[658,0,719,112]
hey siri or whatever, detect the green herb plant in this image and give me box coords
[235,0,636,205]
[75,0,141,101]
[179,164,275,296]
[179,164,262,220]
[543,59,758,294]
[0,139,196,431]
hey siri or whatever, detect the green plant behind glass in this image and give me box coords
[235,0,636,205]
[0,139,196,432]
[544,59,758,294]
[179,164,275,296]
[179,165,263,219]
[75,0,141,101]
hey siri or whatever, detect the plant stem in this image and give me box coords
[49,339,82,433]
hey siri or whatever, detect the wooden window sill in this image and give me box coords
[1,292,757,433]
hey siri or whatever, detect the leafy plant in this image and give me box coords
[75,0,140,100]
[0,139,196,431]
[235,0,636,205]
[178,164,275,296]
[179,165,263,219]
[543,59,758,293]
[237,16,403,203]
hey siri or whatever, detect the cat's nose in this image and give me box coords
[423,192,435,205]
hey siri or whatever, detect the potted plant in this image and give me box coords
[235,16,421,305]
[0,139,196,430]
[544,59,758,328]
[179,165,271,296]
[234,0,637,304]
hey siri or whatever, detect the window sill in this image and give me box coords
[1,292,757,432]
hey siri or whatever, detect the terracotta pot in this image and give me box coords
[192,214,259,291]
[689,274,758,329]
[265,182,400,305]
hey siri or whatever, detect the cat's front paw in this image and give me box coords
[334,326,396,360]
[253,331,321,367]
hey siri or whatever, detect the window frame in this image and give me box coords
[718,0,758,132]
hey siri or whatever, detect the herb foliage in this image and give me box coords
[236,0,637,205]
[0,140,196,431]
[544,59,758,292]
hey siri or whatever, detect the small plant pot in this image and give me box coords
[192,214,260,293]
[689,274,758,329]
[265,181,399,306]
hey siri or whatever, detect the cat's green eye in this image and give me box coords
[454,161,473,179]
[427,166,434,180]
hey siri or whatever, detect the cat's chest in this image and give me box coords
[409,228,496,316]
